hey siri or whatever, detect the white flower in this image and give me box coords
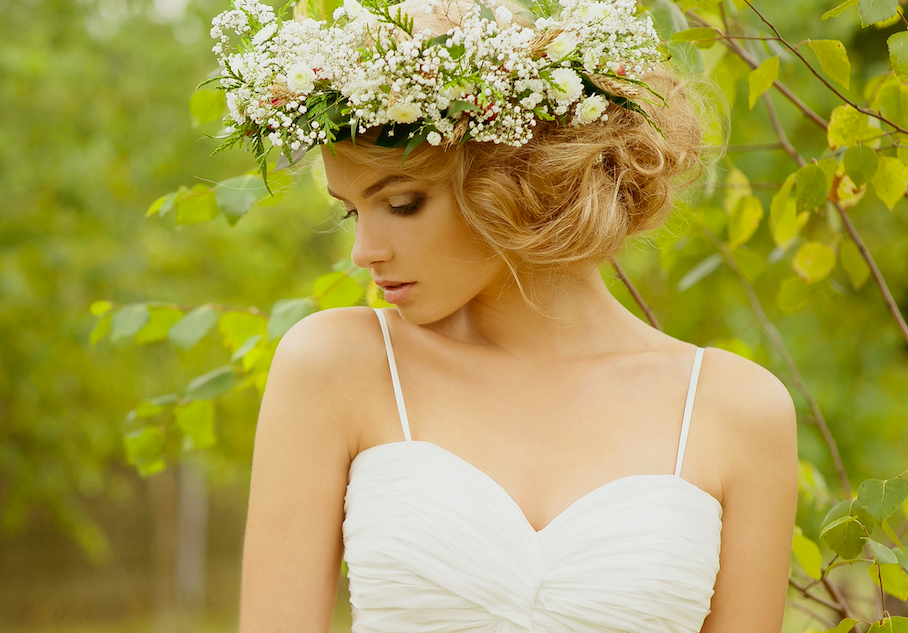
[252,23,277,46]
[342,0,363,18]
[494,5,513,23]
[546,32,578,61]
[287,63,316,93]
[548,68,583,103]
[426,131,442,145]
[574,94,607,124]
[578,2,609,21]
[387,102,422,123]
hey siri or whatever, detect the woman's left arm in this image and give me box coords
[699,350,799,633]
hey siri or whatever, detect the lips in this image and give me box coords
[376,280,416,304]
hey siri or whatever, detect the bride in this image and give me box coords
[215,0,799,630]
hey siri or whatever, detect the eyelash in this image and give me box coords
[341,198,423,220]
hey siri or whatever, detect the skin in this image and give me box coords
[239,147,799,633]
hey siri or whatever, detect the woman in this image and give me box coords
[219,0,799,630]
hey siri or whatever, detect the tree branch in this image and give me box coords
[789,577,850,620]
[610,259,662,331]
[743,1,908,135]
[703,229,852,495]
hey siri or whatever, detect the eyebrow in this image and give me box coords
[327,174,416,201]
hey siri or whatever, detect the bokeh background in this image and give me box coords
[1,0,906,631]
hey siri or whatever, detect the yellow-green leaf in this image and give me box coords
[189,90,225,127]
[840,240,870,290]
[267,297,316,341]
[795,163,831,213]
[874,76,908,129]
[777,276,819,312]
[184,366,235,402]
[748,56,779,109]
[110,304,151,346]
[314,271,364,309]
[867,615,908,633]
[723,166,751,215]
[889,32,908,75]
[175,185,219,225]
[728,196,763,249]
[771,174,804,250]
[135,307,183,344]
[808,40,850,90]
[822,0,857,19]
[89,300,113,317]
[670,27,718,48]
[168,306,218,351]
[871,564,908,600]
[843,145,880,187]
[175,400,217,451]
[219,311,268,352]
[826,619,858,633]
[871,156,908,210]
[90,312,111,346]
[146,190,179,218]
[827,105,879,149]
[858,478,908,524]
[792,526,823,579]
[793,242,836,284]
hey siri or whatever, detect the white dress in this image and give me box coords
[343,309,722,633]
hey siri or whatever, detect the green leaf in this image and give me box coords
[840,239,870,290]
[728,195,763,249]
[827,105,879,149]
[867,538,899,565]
[146,190,179,218]
[168,306,218,351]
[219,311,268,352]
[123,426,166,477]
[771,174,803,250]
[777,276,819,312]
[712,54,749,110]
[313,271,364,309]
[843,145,880,187]
[677,253,722,292]
[867,616,908,633]
[134,401,164,417]
[826,619,858,633]
[184,366,235,401]
[175,185,219,225]
[858,0,898,26]
[795,163,831,213]
[820,515,866,559]
[858,478,908,524]
[215,174,265,226]
[175,400,216,451]
[871,564,908,600]
[230,334,263,363]
[110,304,151,345]
[723,166,751,215]
[267,297,317,341]
[821,498,873,559]
[90,312,111,346]
[89,300,113,317]
[889,32,908,75]
[870,156,908,210]
[748,56,779,109]
[793,242,836,285]
[189,90,225,127]
[670,27,718,46]
[808,40,850,90]
[134,307,183,344]
[874,76,908,130]
[792,526,823,579]
[822,0,857,19]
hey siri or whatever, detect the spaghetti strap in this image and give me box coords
[373,308,412,442]
[674,347,705,477]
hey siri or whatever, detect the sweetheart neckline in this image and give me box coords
[349,440,723,534]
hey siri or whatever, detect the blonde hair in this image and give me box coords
[327,0,703,276]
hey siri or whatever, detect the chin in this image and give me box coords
[392,301,460,327]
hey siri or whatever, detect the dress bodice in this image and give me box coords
[342,309,722,633]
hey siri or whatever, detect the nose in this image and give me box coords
[350,216,393,269]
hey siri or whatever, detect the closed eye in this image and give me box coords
[389,197,424,216]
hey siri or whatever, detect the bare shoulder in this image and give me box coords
[697,347,798,496]
[261,306,388,452]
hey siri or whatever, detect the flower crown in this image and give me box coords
[209,0,665,179]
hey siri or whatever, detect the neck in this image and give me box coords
[427,265,658,360]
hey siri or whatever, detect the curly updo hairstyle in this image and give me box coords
[328,0,703,277]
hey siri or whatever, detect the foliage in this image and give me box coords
[2,0,907,629]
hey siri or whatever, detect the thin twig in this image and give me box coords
[832,201,908,345]
[789,577,849,619]
[744,0,908,135]
[762,93,805,167]
[703,230,852,495]
[786,596,838,629]
[823,577,858,622]
[610,259,662,331]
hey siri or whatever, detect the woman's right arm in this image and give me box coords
[239,311,359,633]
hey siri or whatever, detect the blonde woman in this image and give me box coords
[214,0,799,630]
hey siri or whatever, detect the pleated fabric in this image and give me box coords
[343,440,722,633]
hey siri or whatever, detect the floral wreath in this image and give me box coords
[208,0,666,181]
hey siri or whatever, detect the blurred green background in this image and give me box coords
[1,0,906,631]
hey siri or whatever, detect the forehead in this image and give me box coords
[320,147,417,199]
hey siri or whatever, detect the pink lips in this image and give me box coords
[378,281,415,304]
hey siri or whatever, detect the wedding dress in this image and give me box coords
[342,309,722,633]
